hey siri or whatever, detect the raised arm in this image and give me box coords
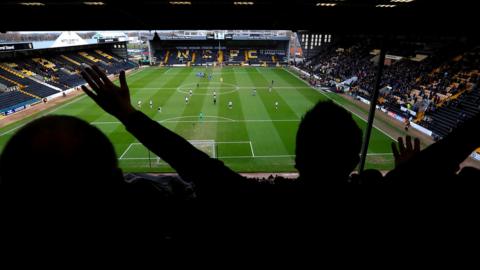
[385,113,480,184]
[80,66,246,194]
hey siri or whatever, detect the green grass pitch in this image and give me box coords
[0,67,395,173]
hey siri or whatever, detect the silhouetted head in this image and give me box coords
[0,115,124,195]
[295,101,363,183]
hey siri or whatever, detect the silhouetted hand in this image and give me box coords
[81,65,136,121]
[391,136,421,167]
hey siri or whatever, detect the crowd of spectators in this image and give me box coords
[301,40,480,137]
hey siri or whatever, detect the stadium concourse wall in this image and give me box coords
[1,98,39,116]
[290,66,480,161]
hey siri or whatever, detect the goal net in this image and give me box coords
[188,140,216,158]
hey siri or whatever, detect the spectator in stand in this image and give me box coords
[0,115,156,197]
[0,114,184,244]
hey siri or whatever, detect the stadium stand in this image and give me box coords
[227,49,244,63]
[0,91,38,113]
[0,74,18,89]
[155,48,287,66]
[0,47,137,115]
[0,65,58,98]
[301,39,480,140]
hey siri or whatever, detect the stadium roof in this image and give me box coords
[51,31,88,48]
[0,0,477,37]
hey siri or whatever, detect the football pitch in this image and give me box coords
[0,67,395,173]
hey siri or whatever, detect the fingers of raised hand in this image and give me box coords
[84,67,105,91]
[80,69,100,92]
[391,142,400,160]
[397,137,405,154]
[92,65,114,87]
[405,136,413,152]
[413,137,421,152]
[81,85,99,102]
[119,70,128,90]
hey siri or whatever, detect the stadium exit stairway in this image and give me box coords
[217,50,223,64]
[164,51,170,65]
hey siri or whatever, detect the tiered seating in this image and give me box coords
[19,58,78,90]
[168,49,193,65]
[24,82,59,98]
[156,48,289,66]
[227,49,244,63]
[68,51,136,74]
[93,50,118,62]
[258,53,272,62]
[1,62,38,77]
[79,52,99,63]
[187,49,209,65]
[51,50,134,86]
[103,59,136,74]
[0,48,136,115]
[0,64,27,79]
[0,91,38,112]
[56,71,85,88]
[245,50,256,64]
[0,65,59,98]
[66,52,100,67]
[95,50,117,61]
[45,79,69,90]
[0,74,19,89]
[51,56,80,73]
[422,85,480,139]
[32,58,58,71]
[201,49,215,63]
[16,58,54,78]
[60,55,82,67]
[302,40,480,138]
[0,66,26,86]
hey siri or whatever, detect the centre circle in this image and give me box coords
[177,82,239,95]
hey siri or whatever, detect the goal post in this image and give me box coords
[188,140,217,158]
[117,140,218,169]
[154,140,217,163]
